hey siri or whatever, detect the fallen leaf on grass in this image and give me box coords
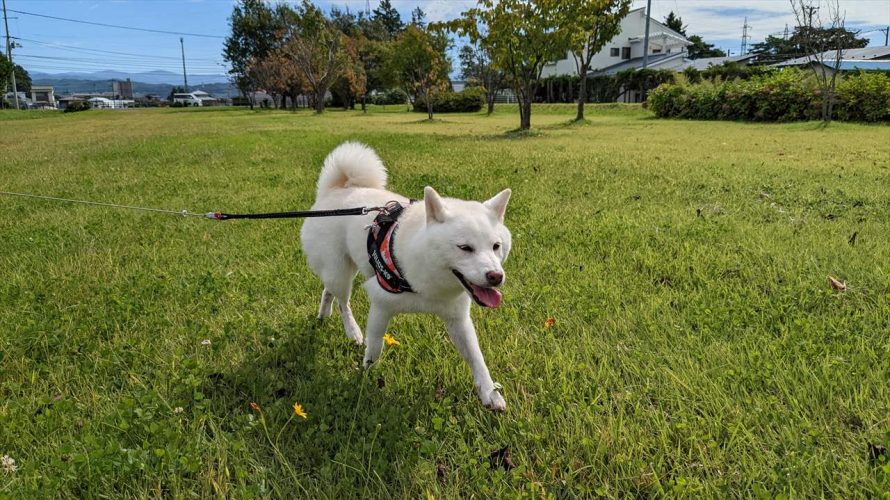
[828,275,847,292]
[489,445,515,471]
[434,383,446,401]
[436,462,448,480]
[544,317,555,328]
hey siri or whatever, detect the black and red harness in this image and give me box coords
[366,201,415,294]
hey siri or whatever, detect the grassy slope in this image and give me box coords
[0,106,888,497]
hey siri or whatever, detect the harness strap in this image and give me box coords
[367,201,415,294]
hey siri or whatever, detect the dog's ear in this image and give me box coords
[424,186,448,224]
[484,188,511,222]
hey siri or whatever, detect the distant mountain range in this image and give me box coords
[31,70,238,98]
[30,69,231,85]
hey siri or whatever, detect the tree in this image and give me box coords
[750,25,867,64]
[458,44,504,114]
[223,0,283,109]
[1,53,31,104]
[557,0,631,121]
[371,0,404,41]
[687,35,726,59]
[384,25,450,120]
[410,7,427,28]
[663,11,687,36]
[449,0,567,130]
[790,0,852,122]
[283,0,348,114]
[331,36,368,109]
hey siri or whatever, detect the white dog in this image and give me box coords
[300,142,512,410]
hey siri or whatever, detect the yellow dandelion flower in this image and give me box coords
[383,333,400,346]
[292,403,308,419]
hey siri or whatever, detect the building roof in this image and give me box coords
[685,53,758,71]
[589,52,688,76]
[774,46,890,67]
[823,59,890,71]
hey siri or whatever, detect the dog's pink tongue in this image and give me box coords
[471,284,502,308]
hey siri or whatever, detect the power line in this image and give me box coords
[7,8,225,39]
[13,37,221,63]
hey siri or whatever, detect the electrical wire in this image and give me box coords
[7,8,226,39]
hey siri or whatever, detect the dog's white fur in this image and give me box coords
[300,142,512,410]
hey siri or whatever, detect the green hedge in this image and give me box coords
[413,87,484,113]
[63,101,91,113]
[369,88,407,106]
[648,69,890,122]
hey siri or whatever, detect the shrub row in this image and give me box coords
[648,69,890,122]
[413,87,485,113]
[369,88,408,106]
[63,101,91,113]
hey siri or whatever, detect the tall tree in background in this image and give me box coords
[663,11,687,36]
[450,0,566,130]
[750,26,867,64]
[1,53,31,101]
[662,11,725,59]
[687,36,726,59]
[384,25,450,120]
[282,0,348,113]
[790,0,850,122]
[223,0,283,109]
[372,0,405,41]
[558,0,631,121]
[410,7,427,28]
[458,43,504,115]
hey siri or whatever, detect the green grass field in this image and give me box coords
[1,105,888,497]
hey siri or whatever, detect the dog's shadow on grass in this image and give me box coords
[201,316,426,490]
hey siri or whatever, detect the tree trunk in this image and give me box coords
[426,89,434,120]
[576,73,587,121]
[314,88,325,114]
[519,99,532,130]
[361,95,367,112]
[487,95,495,115]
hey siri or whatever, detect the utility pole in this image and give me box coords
[179,37,188,92]
[881,27,889,46]
[642,0,652,69]
[2,0,19,109]
[741,17,752,54]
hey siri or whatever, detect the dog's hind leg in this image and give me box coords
[321,263,363,345]
[317,289,335,319]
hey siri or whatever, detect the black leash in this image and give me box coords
[0,191,392,221]
[210,207,372,220]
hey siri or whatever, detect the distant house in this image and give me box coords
[173,90,219,107]
[86,97,135,109]
[773,46,890,76]
[30,86,57,109]
[543,7,691,80]
[542,7,691,102]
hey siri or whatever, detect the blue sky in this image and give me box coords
[4,0,889,77]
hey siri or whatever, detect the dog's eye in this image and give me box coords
[493,243,501,251]
[458,244,474,253]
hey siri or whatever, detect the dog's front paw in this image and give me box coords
[480,383,506,412]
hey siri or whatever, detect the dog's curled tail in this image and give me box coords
[316,142,387,198]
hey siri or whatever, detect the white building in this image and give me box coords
[87,97,135,109]
[542,7,691,101]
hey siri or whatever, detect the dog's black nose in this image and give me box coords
[486,271,503,286]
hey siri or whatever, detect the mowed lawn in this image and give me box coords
[1,105,888,497]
